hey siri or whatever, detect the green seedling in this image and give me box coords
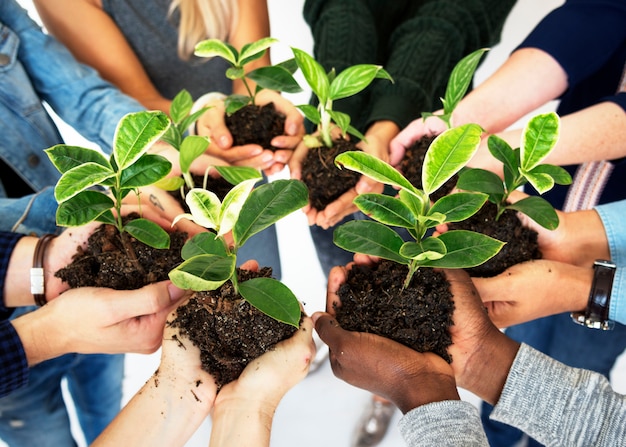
[334,124,505,289]
[292,46,393,148]
[157,89,212,192]
[45,110,173,264]
[194,37,303,114]
[422,48,489,129]
[456,111,572,230]
[168,169,309,326]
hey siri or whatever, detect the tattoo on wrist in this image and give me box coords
[150,194,164,211]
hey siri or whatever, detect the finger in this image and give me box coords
[105,281,187,323]
[326,265,348,313]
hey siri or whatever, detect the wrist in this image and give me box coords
[456,330,520,405]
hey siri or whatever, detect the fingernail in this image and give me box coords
[287,123,298,136]
[219,135,229,148]
[167,283,186,302]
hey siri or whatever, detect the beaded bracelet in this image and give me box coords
[30,234,57,306]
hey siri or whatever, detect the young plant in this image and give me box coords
[168,170,308,326]
[45,111,173,255]
[334,124,504,289]
[194,37,303,114]
[292,47,393,148]
[422,48,489,129]
[456,111,572,230]
[158,89,212,192]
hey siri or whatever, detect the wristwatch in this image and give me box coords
[571,260,616,330]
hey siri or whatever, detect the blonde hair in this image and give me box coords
[169,0,238,60]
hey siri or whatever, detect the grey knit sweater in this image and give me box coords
[398,344,626,446]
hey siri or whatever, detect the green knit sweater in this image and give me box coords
[303,0,517,132]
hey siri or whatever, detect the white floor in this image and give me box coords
[16,1,626,447]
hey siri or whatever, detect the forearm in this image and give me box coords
[94,370,214,447]
[4,236,37,308]
[209,400,275,447]
[454,48,568,132]
[491,344,626,446]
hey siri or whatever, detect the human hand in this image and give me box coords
[473,259,592,329]
[209,313,315,446]
[195,91,304,174]
[389,113,447,167]
[441,268,520,405]
[255,89,305,176]
[12,280,187,366]
[315,262,458,413]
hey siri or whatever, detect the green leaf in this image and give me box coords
[530,164,572,186]
[247,66,303,94]
[170,89,193,124]
[421,230,504,268]
[400,236,446,261]
[120,154,172,189]
[442,48,488,114]
[124,218,171,249]
[54,162,115,202]
[160,125,182,150]
[423,123,483,196]
[45,145,111,174]
[56,190,114,226]
[184,188,222,230]
[353,194,416,228]
[521,112,560,171]
[179,107,211,135]
[154,176,185,191]
[457,168,505,203]
[522,170,554,194]
[335,151,418,195]
[219,178,260,237]
[114,111,171,170]
[328,110,351,135]
[180,136,210,174]
[224,95,251,114]
[506,196,560,230]
[233,179,308,247]
[430,192,488,223]
[168,254,235,291]
[225,66,245,81]
[487,135,518,187]
[292,47,329,103]
[181,232,228,259]
[399,189,429,219]
[329,65,389,100]
[297,104,321,125]
[194,38,238,65]
[214,166,263,185]
[239,37,278,66]
[333,220,408,264]
[239,277,301,327]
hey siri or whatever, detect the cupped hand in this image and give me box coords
[216,314,315,406]
[389,113,447,167]
[473,259,592,329]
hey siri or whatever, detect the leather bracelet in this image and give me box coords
[30,234,57,307]
[571,259,616,330]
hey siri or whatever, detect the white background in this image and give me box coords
[13,2,626,447]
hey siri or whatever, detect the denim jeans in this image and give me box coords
[481,312,626,446]
[0,307,124,445]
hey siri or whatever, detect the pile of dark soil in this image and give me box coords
[449,201,541,277]
[225,102,285,151]
[336,260,454,362]
[55,217,186,290]
[300,138,362,211]
[169,267,300,389]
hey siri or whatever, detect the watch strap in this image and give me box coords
[572,260,616,330]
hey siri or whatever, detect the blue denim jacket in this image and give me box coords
[595,200,626,325]
[0,0,143,235]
